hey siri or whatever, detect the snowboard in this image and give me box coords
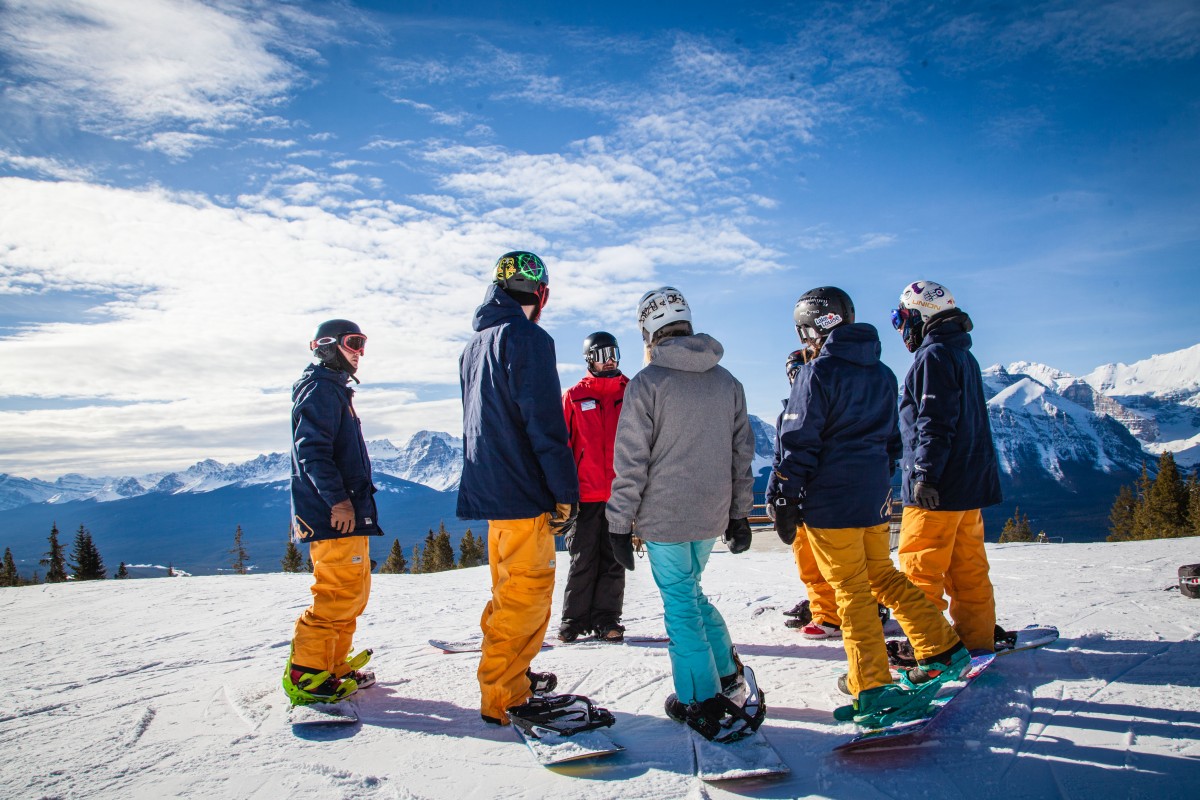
[997,624,1059,656]
[691,665,790,780]
[429,635,668,654]
[508,694,624,766]
[288,700,358,726]
[834,652,995,753]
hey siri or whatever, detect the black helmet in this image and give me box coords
[494,251,549,321]
[583,331,620,376]
[310,319,366,375]
[793,286,854,345]
[785,349,808,384]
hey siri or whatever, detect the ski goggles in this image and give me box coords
[890,307,917,330]
[311,333,367,354]
[585,345,620,364]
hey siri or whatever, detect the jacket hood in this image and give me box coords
[574,371,628,397]
[294,363,351,399]
[922,309,974,350]
[473,283,529,332]
[651,333,724,372]
[819,322,882,367]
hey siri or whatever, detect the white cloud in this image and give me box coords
[0,149,95,181]
[0,0,333,155]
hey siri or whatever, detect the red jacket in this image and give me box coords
[562,372,629,503]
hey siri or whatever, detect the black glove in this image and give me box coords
[610,532,635,571]
[773,496,803,545]
[912,481,940,510]
[723,518,752,554]
[549,502,579,536]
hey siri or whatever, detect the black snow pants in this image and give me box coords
[561,501,626,630]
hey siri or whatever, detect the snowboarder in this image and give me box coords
[283,319,382,705]
[606,286,763,742]
[559,331,630,642]
[458,251,580,726]
[767,348,841,638]
[890,281,1005,654]
[772,287,967,725]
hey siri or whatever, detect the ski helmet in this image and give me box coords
[785,349,808,384]
[793,286,854,345]
[893,280,956,352]
[494,250,549,322]
[310,319,366,375]
[583,331,621,375]
[637,286,692,343]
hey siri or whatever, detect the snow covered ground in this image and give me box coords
[2,536,1198,799]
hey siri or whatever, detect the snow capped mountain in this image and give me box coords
[368,430,463,492]
[1082,343,1200,397]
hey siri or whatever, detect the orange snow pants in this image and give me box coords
[791,525,839,626]
[479,514,557,723]
[899,507,996,652]
[805,523,960,697]
[292,536,372,674]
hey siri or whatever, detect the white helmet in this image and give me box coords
[637,286,692,342]
[897,280,955,321]
[894,280,957,352]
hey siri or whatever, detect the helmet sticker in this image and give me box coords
[496,253,546,283]
[814,312,843,330]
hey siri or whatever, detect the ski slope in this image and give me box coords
[2,536,1197,799]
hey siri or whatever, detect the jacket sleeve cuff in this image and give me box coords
[608,520,633,535]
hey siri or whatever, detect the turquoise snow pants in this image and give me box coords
[645,539,737,705]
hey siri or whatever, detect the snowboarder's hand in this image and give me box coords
[773,496,803,545]
[330,499,356,534]
[723,518,752,554]
[550,502,579,537]
[912,481,940,510]
[611,532,635,571]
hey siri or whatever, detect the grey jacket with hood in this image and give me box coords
[606,333,755,543]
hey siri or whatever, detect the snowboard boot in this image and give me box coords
[333,649,375,690]
[897,642,970,690]
[595,622,626,642]
[783,599,812,624]
[719,646,747,704]
[798,620,841,640]
[833,682,938,727]
[527,668,558,695]
[664,692,688,723]
[878,603,891,625]
[557,621,589,643]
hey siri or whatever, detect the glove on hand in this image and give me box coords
[549,502,580,536]
[330,499,356,534]
[723,518,753,554]
[610,532,635,571]
[912,481,940,510]
[772,496,804,545]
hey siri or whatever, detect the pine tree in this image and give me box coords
[458,528,485,568]
[281,538,304,573]
[432,522,456,572]
[116,562,130,579]
[379,539,409,574]
[1188,472,1200,538]
[1129,462,1154,539]
[230,525,249,574]
[304,556,314,573]
[420,530,439,573]
[1139,452,1188,539]
[2,547,18,587]
[69,525,106,580]
[998,507,1035,543]
[1107,484,1138,542]
[41,523,68,583]
[410,543,424,575]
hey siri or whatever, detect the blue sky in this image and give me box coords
[1,0,1198,478]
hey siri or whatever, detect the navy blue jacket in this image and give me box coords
[899,314,1002,510]
[777,324,902,528]
[290,364,383,542]
[457,285,579,520]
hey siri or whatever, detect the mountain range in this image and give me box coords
[1,343,1197,574]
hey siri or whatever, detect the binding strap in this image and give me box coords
[508,694,616,738]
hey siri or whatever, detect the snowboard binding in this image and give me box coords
[688,665,768,743]
[507,694,616,739]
